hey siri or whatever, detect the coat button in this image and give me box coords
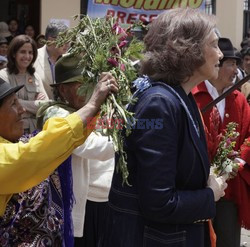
[225,113,229,118]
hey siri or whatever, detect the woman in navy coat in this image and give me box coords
[101,8,227,247]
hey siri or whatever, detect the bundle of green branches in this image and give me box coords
[55,15,145,184]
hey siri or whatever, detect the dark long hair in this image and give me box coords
[7,34,37,75]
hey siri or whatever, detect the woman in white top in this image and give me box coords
[0,34,48,133]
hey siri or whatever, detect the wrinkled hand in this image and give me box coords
[207,174,228,202]
[88,72,118,110]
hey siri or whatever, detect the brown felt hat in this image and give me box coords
[51,53,83,87]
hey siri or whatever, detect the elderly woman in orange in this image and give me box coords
[0,74,118,246]
[0,34,48,134]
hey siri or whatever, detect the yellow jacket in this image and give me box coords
[0,113,91,216]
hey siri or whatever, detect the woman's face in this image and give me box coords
[9,20,18,33]
[197,31,223,81]
[0,94,25,142]
[15,43,34,72]
[25,26,35,39]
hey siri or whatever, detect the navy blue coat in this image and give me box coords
[101,82,216,247]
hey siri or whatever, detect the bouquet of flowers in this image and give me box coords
[206,107,244,179]
[54,15,145,184]
[211,121,243,179]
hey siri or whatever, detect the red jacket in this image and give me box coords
[193,81,250,229]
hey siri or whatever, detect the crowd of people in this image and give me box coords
[0,7,249,247]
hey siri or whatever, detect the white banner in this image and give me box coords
[87,0,206,24]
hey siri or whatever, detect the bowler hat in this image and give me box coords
[218,38,241,62]
[51,53,83,87]
[0,78,23,101]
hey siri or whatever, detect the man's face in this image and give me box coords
[242,55,250,74]
[0,94,25,142]
[59,82,86,110]
[54,43,70,56]
[217,58,238,88]
[48,36,69,56]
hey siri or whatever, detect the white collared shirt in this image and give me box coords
[204,80,227,121]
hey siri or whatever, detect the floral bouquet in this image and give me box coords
[206,107,244,180]
[54,15,145,184]
[208,111,243,180]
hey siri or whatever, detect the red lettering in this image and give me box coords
[106,10,158,25]
[117,11,126,23]
[149,14,158,22]
[127,13,138,24]
[106,9,115,17]
[139,14,147,23]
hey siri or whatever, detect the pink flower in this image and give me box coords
[119,40,128,48]
[225,138,232,147]
[228,150,238,158]
[112,23,128,40]
[120,64,125,71]
[112,23,124,35]
[107,58,119,67]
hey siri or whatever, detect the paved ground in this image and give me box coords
[241,228,250,246]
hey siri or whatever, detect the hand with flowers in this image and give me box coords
[211,122,243,180]
[207,173,227,201]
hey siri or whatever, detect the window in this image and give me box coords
[205,0,216,15]
[244,0,250,10]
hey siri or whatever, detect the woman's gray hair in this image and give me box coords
[140,8,216,85]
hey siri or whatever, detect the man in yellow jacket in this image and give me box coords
[0,74,117,246]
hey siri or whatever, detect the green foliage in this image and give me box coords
[55,15,145,185]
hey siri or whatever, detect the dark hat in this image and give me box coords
[0,78,23,101]
[51,53,83,87]
[218,38,241,61]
